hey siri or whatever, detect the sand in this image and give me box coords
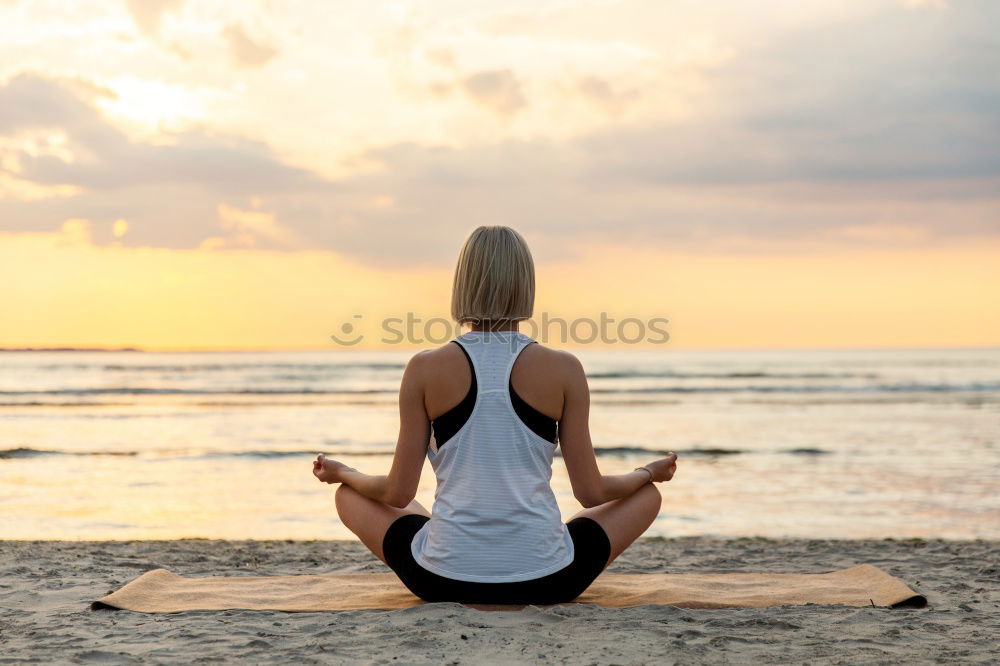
[1,537,996,665]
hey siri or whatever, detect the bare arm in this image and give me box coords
[558,354,677,508]
[313,352,430,508]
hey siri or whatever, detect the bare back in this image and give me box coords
[418,340,575,424]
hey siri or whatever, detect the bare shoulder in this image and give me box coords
[406,342,465,377]
[521,343,585,380]
[415,341,464,361]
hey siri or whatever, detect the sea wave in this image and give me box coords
[590,382,1000,394]
[0,447,138,458]
[0,445,832,460]
[97,362,406,373]
[1,381,998,398]
[586,371,879,380]
[0,388,397,396]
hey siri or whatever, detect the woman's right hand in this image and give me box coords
[644,453,678,483]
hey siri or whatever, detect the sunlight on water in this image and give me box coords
[1,348,998,539]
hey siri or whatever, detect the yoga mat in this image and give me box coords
[92,563,926,612]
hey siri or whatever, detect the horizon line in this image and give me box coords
[2,344,998,354]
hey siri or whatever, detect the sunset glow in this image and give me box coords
[1,0,997,350]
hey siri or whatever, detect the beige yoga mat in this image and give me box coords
[92,564,926,612]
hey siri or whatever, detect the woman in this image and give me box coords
[312,225,678,605]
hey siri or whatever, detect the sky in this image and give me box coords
[0,0,997,350]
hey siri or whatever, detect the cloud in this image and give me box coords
[0,73,115,134]
[296,137,999,262]
[460,69,527,117]
[0,72,329,247]
[0,73,318,192]
[1,2,998,266]
[210,202,305,249]
[168,42,192,60]
[425,47,458,70]
[573,75,641,116]
[222,23,278,68]
[270,0,1000,260]
[576,1,1000,185]
[124,0,184,37]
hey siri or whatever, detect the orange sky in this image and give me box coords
[2,221,997,350]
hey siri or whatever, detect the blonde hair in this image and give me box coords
[451,226,535,325]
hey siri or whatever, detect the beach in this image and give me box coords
[3,348,997,662]
[2,537,996,664]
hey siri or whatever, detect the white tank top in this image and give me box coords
[410,330,575,582]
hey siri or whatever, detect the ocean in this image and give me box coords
[1,348,997,540]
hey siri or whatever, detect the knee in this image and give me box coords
[640,482,662,514]
[334,483,359,514]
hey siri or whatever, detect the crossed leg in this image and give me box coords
[568,482,662,567]
[336,482,661,569]
[334,484,430,565]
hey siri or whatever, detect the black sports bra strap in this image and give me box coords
[509,378,558,444]
[431,339,558,449]
[430,342,477,449]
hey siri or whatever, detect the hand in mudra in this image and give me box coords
[312,454,356,484]
[645,453,678,483]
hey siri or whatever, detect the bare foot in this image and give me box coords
[312,454,356,484]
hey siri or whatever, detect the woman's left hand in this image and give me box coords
[312,454,356,484]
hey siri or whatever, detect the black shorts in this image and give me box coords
[382,515,612,605]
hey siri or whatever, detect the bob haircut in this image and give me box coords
[451,226,535,325]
